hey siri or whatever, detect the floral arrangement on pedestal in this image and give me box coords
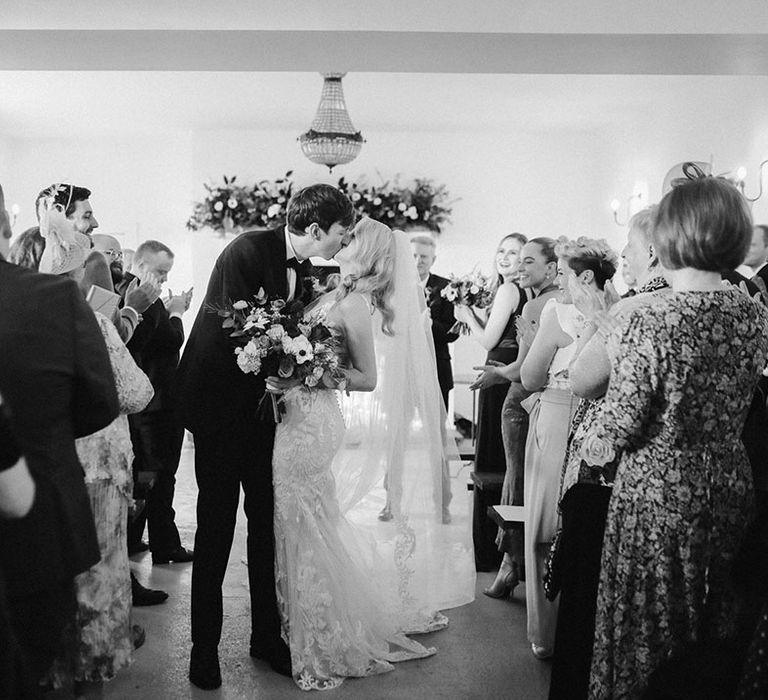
[187,172,454,235]
[186,172,294,235]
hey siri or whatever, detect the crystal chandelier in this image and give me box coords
[299,73,364,172]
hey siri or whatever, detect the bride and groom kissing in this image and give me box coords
[177,184,475,691]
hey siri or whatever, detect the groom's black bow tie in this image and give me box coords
[286,257,308,273]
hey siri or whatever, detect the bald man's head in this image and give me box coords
[91,234,124,284]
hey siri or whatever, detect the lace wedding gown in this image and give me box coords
[272,306,443,692]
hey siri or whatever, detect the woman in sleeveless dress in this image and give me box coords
[269,218,474,691]
[519,237,618,660]
[454,234,527,570]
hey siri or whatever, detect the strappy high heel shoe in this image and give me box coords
[482,562,520,599]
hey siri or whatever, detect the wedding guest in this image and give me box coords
[120,241,193,567]
[410,234,459,409]
[8,226,45,269]
[620,257,637,297]
[36,211,154,699]
[12,192,158,344]
[519,237,617,660]
[548,209,668,700]
[455,233,527,570]
[471,237,559,593]
[379,233,456,523]
[0,184,120,690]
[740,223,768,280]
[588,176,768,699]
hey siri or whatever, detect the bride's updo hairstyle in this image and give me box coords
[555,236,618,290]
[653,174,752,273]
[336,217,396,336]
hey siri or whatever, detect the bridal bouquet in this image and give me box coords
[440,272,495,335]
[218,291,345,421]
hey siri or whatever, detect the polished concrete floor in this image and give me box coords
[103,439,550,699]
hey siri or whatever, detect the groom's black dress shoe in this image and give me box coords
[189,645,222,690]
[250,640,293,678]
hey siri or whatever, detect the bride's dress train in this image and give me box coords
[273,387,442,691]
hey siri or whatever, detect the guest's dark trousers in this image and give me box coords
[549,483,611,700]
[128,409,184,554]
[191,414,282,653]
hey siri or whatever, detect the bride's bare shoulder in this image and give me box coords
[334,291,372,316]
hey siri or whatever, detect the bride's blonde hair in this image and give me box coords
[336,217,396,336]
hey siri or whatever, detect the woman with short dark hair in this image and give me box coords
[587,176,768,698]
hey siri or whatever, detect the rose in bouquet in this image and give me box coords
[216,290,345,422]
[440,271,495,335]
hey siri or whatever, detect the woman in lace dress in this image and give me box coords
[519,237,618,660]
[269,218,471,691]
[38,208,154,699]
[587,177,768,698]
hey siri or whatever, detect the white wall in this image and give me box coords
[5,107,768,419]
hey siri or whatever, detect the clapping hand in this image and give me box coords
[515,317,536,347]
[469,361,508,391]
[125,272,162,313]
[164,287,193,316]
[568,277,620,321]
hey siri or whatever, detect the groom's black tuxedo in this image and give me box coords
[176,228,311,661]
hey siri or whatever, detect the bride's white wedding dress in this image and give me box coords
[272,229,475,691]
[273,381,439,691]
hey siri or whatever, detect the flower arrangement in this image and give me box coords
[337,176,454,233]
[216,291,345,421]
[441,271,495,334]
[188,173,455,235]
[186,172,294,234]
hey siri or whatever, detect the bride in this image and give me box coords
[268,217,475,690]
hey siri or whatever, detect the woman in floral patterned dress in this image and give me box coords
[586,176,768,698]
[37,212,154,699]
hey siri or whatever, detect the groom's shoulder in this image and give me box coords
[220,227,282,260]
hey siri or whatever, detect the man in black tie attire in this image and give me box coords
[118,241,194,569]
[410,233,457,524]
[176,184,355,690]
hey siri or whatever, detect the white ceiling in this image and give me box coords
[1,2,768,140]
[1,72,767,139]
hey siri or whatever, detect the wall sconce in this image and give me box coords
[734,160,768,202]
[610,193,642,226]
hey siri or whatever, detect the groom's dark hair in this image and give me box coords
[287,184,355,235]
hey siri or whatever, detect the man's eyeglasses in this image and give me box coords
[104,249,123,260]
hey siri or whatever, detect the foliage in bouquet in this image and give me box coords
[440,271,495,335]
[337,176,455,233]
[187,172,294,233]
[217,291,344,392]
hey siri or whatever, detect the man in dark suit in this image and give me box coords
[409,234,459,409]
[0,184,120,685]
[409,234,458,524]
[118,240,193,567]
[176,184,355,690]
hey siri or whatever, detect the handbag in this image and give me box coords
[543,527,563,602]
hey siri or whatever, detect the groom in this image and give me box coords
[176,184,356,690]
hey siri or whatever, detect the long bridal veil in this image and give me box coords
[332,226,476,629]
